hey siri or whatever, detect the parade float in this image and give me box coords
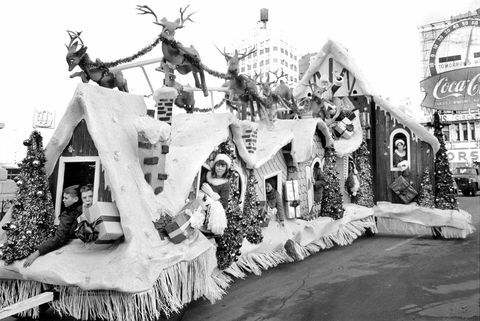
[0,5,475,321]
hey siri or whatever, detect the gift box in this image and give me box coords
[333,119,354,139]
[390,176,418,204]
[86,202,124,244]
[285,200,301,219]
[165,212,193,244]
[284,180,300,201]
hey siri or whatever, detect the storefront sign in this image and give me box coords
[420,67,480,111]
[447,148,480,163]
[439,112,480,122]
[32,109,55,129]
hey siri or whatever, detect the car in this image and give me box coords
[453,166,480,196]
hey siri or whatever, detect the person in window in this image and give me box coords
[265,182,285,227]
[24,185,82,267]
[393,139,407,168]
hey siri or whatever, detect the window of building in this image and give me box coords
[273,58,278,63]
[290,75,293,81]
[461,123,468,141]
[470,122,476,141]
[253,51,257,57]
[281,48,284,54]
[265,47,270,53]
[454,123,460,141]
[273,46,278,51]
[266,59,270,64]
[253,63,257,68]
[260,41,264,47]
[294,55,297,60]
[247,65,251,71]
[260,49,264,55]
[442,127,450,141]
[285,50,289,56]
[260,60,264,66]
[290,53,293,59]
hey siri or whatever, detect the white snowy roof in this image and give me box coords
[293,39,439,153]
[0,84,215,293]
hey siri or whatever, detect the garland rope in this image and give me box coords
[88,35,163,68]
[192,97,226,112]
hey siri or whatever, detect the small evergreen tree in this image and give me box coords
[417,167,435,208]
[320,147,344,220]
[1,131,55,264]
[432,112,458,210]
[354,142,375,208]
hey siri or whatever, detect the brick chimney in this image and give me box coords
[153,87,178,125]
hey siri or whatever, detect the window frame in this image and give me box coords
[55,156,101,223]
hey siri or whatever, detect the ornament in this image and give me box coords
[33,160,40,167]
[23,139,31,146]
[36,190,44,197]
[10,224,17,230]
[16,180,24,186]
[26,230,32,235]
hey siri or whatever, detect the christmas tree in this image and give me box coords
[243,170,265,244]
[432,112,458,210]
[354,142,375,208]
[1,131,55,264]
[320,147,344,220]
[213,142,247,270]
[417,167,435,208]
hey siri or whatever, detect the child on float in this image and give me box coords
[24,185,83,267]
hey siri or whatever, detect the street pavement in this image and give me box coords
[5,196,479,321]
[182,195,480,321]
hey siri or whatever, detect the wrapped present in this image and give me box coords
[390,176,418,204]
[86,202,124,244]
[284,180,300,201]
[165,212,193,244]
[286,200,301,219]
[333,118,354,139]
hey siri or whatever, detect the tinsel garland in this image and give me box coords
[243,171,265,244]
[319,147,345,220]
[191,97,226,113]
[353,141,375,208]
[87,36,163,68]
[432,112,458,210]
[1,131,56,264]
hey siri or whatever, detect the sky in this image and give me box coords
[0,0,478,164]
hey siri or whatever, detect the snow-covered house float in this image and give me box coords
[294,39,474,239]
[0,84,229,320]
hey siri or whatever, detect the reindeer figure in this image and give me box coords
[137,5,208,97]
[65,31,128,92]
[216,47,270,122]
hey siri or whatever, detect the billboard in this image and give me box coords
[447,148,480,163]
[420,67,480,111]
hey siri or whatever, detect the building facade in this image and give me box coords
[418,9,480,169]
[232,9,299,88]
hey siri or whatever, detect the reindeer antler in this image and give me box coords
[214,44,232,61]
[177,5,195,28]
[137,5,165,26]
[270,69,285,85]
[238,47,256,60]
[65,30,84,52]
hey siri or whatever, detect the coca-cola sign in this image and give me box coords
[420,66,480,111]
